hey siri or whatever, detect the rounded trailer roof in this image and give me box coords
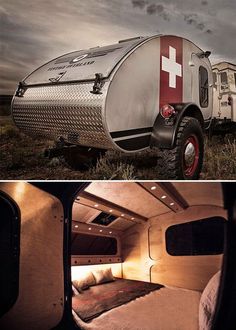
[23,35,204,86]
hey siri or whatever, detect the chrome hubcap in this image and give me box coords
[184,142,196,167]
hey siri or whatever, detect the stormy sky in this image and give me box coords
[0,0,235,94]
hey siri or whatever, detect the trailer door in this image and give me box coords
[0,183,64,330]
[212,71,221,118]
[218,71,232,120]
[191,54,213,121]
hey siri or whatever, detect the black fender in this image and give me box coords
[150,103,205,149]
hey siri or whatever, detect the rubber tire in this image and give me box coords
[63,146,105,171]
[157,116,204,180]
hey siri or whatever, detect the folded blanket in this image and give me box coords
[73,278,163,322]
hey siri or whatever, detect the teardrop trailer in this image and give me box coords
[1,182,236,330]
[12,34,217,180]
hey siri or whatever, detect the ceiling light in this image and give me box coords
[75,225,78,228]
[88,227,91,230]
[151,186,156,190]
[161,195,167,199]
[94,204,99,207]
[109,231,112,234]
[170,202,174,206]
[109,209,113,212]
[131,217,135,220]
[121,214,125,217]
[99,229,103,232]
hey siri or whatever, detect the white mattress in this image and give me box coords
[73,286,201,330]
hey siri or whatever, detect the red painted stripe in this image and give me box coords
[159,36,183,109]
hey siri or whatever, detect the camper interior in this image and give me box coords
[1,181,235,330]
[70,182,226,330]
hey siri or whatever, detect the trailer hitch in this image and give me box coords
[44,137,104,160]
[44,138,77,159]
[90,73,104,94]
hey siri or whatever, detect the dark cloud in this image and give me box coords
[131,1,170,21]
[197,23,205,30]
[146,3,170,21]
[132,1,212,29]
[183,13,211,33]
[146,4,158,15]
[184,14,198,26]
[131,0,147,9]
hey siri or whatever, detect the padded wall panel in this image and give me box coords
[0,183,64,330]
[122,205,226,291]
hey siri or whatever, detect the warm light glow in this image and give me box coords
[109,209,113,212]
[109,231,112,234]
[170,202,174,206]
[88,227,92,230]
[144,258,156,269]
[131,217,135,220]
[151,186,156,190]
[121,214,125,217]
[161,195,167,199]
[14,182,26,200]
[94,204,99,207]
[75,225,78,228]
[71,264,122,281]
[99,229,103,232]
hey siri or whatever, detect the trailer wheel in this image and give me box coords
[157,117,204,180]
[63,146,105,171]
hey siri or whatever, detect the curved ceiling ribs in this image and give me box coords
[72,182,223,232]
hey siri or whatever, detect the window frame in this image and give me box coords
[199,65,209,108]
[220,71,228,89]
[71,231,118,256]
[0,191,21,318]
[165,216,226,257]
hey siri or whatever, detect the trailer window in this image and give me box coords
[220,72,228,89]
[71,232,117,255]
[0,192,20,317]
[166,216,226,256]
[199,66,209,107]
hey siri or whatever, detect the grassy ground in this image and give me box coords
[1,116,236,180]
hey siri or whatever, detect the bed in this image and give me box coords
[72,270,202,330]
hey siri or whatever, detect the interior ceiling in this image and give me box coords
[72,182,223,232]
[84,182,170,218]
[172,182,224,208]
[72,202,140,231]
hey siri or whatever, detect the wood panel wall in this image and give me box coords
[71,221,122,266]
[121,205,227,291]
[71,263,122,280]
[0,183,64,330]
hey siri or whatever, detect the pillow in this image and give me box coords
[73,271,96,291]
[92,268,114,285]
[72,284,80,296]
[199,271,221,330]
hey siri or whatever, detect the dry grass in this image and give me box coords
[1,116,236,180]
[201,135,236,180]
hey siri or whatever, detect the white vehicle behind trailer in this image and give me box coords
[212,62,236,132]
[12,35,214,179]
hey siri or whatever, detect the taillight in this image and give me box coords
[160,104,176,119]
[228,96,233,106]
